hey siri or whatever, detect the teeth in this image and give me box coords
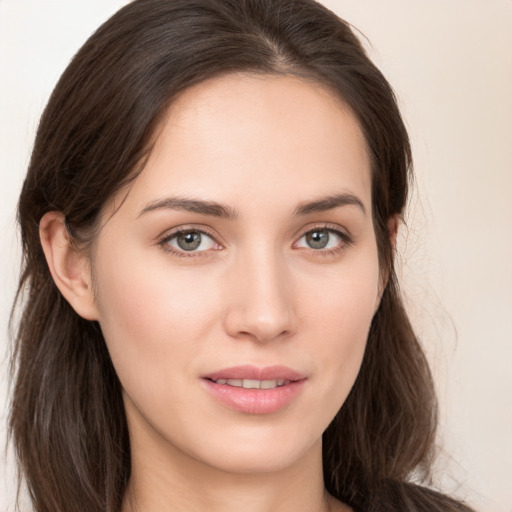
[242,379,260,389]
[215,378,289,389]
[260,380,278,389]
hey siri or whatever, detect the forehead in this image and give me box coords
[119,73,372,216]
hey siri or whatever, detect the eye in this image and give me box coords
[161,229,219,254]
[294,227,350,252]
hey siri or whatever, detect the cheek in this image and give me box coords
[304,250,379,337]
[302,253,380,400]
[91,246,220,390]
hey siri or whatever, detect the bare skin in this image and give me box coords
[41,73,381,512]
[123,436,350,512]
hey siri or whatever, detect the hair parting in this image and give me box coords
[9,1,474,511]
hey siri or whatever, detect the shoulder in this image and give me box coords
[359,481,475,512]
[340,480,474,512]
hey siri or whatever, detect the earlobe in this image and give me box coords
[39,211,99,321]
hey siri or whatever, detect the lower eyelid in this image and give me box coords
[295,227,352,248]
[158,226,352,256]
[158,228,221,254]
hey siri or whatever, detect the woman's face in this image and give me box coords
[89,74,381,475]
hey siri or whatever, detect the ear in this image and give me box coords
[39,211,99,321]
[387,214,400,255]
[375,214,400,312]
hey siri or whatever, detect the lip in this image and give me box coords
[203,365,306,382]
[201,365,307,414]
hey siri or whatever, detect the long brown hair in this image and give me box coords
[10,1,473,511]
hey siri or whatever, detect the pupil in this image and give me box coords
[306,230,329,249]
[177,231,201,251]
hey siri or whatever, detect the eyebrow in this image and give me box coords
[138,192,366,219]
[294,193,366,216]
[138,197,238,219]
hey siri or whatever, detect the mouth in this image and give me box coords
[202,364,306,383]
[201,365,307,414]
[206,378,291,389]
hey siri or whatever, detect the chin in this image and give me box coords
[190,427,322,475]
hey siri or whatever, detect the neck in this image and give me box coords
[123,427,343,512]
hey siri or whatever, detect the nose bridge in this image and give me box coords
[224,241,296,342]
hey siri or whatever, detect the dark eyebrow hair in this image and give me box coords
[138,197,238,219]
[294,193,366,216]
[138,192,366,220]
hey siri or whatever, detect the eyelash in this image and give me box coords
[294,224,354,257]
[157,224,353,258]
[158,226,221,258]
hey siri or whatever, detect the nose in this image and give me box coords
[223,248,297,343]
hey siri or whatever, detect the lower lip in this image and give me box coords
[201,379,306,414]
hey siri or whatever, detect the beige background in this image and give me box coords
[1,1,511,511]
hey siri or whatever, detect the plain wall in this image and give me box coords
[1,1,511,511]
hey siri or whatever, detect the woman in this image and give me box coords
[9,0,474,511]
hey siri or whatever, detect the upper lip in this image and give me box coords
[202,365,307,382]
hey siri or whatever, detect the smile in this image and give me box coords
[210,378,290,389]
[202,365,307,414]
